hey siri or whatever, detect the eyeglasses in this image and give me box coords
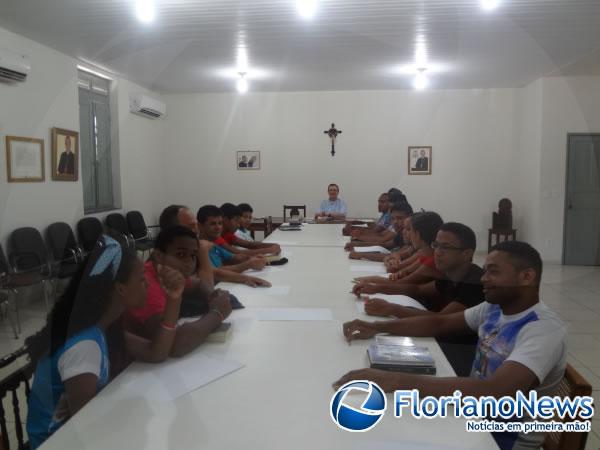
[431,241,465,252]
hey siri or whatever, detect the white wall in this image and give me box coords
[538,76,600,262]
[0,25,165,251]
[163,89,522,253]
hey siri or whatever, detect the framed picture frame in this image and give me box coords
[51,127,79,181]
[5,136,45,182]
[237,151,260,170]
[408,146,432,175]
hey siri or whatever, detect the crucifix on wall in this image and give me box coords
[324,123,342,156]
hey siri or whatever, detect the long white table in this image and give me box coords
[40,225,498,450]
[267,223,351,247]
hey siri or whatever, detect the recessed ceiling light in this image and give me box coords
[237,73,249,94]
[480,0,500,11]
[297,0,318,19]
[413,69,428,91]
[135,0,155,23]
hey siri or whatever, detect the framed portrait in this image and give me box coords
[237,151,260,170]
[408,146,432,175]
[51,127,79,181]
[5,136,45,182]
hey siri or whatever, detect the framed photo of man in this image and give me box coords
[408,146,432,175]
[237,151,260,170]
[51,127,79,181]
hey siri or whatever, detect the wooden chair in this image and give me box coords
[543,364,592,450]
[0,346,33,450]
[488,228,517,252]
[263,216,274,238]
[283,205,306,222]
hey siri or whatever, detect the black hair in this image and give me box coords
[328,183,339,190]
[410,211,443,245]
[155,225,198,252]
[390,202,414,216]
[439,222,477,251]
[220,203,242,219]
[159,204,186,231]
[26,243,138,365]
[197,205,223,224]
[387,188,408,205]
[490,241,543,285]
[238,203,253,214]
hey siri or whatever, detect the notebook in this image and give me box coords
[367,343,436,375]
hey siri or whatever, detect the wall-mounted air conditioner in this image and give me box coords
[0,49,31,82]
[129,93,166,119]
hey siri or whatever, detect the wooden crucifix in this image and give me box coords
[324,123,342,156]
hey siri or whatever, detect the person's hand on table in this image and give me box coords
[342,319,378,342]
[389,270,406,281]
[248,256,267,270]
[348,251,364,260]
[243,276,272,288]
[352,282,381,297]
[364,298,395,317]
[208,290,233,320]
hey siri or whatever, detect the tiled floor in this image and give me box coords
[1,263,600,449]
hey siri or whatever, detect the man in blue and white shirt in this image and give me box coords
[315,183,348,221]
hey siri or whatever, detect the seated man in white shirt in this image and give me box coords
[336,241,567,450]
[315,183,348,221]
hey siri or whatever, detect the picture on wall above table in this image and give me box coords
[51,127,79,181]
[237,151,260,170]
[408,146,432,175]
[5,135,45,182]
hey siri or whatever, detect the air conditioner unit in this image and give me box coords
[129,93,166,119]
[0,49,31,82]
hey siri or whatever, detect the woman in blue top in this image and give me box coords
[315,183,348,221]
[26,235,186,449]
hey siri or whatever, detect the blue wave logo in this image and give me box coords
[330,380,387,432]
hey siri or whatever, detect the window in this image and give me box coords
[78,70,115,213]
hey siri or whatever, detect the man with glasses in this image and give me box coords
[360,222,484,375]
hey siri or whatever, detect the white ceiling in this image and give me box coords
[1,0,600,93]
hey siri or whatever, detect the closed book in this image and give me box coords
[367,343,436,375]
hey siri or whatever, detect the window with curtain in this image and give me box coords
[78,70,115,213]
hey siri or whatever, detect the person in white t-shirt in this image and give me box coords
[336,241,567,450]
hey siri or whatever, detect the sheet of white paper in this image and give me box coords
[352,224,369,228]
[256,307,333,321]
[353,246,391,254]
[350,264,388,274]
[120,353,244,402]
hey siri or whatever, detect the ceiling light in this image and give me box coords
[236,73,249,94]
[413,69,428,91]
[135,0,155,23]
[237,47,249,72]
[480,0,500,11]
[297,0,318,19]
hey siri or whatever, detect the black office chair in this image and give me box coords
[77,217,104,254]
[126,211,157,257]
[0,345,34,450]
[105,213,135,250]
[8,227,54,312]
[283,205,306,222]
[45,222,83,280]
